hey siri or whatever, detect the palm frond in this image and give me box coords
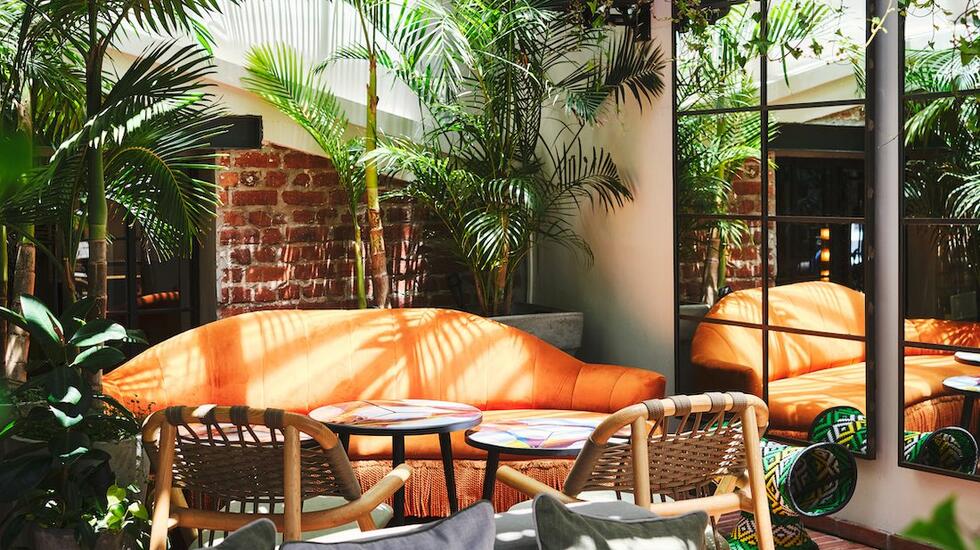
[104,103,227,261]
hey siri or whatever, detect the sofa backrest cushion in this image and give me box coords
[103,309,650,416]
[904,318,980,354]
[691,282,866,381]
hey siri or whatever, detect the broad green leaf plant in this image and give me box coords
[0,295,145,548]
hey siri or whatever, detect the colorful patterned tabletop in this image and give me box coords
[954,352,980,367]
[943,375,980,394]
[465,415,626,457]
[309,399,483,435]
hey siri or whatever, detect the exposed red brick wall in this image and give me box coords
[678,156,776,304]
[216,143,455,317]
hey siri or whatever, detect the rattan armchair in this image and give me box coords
[496,392,774,550]
[142,405,412,550]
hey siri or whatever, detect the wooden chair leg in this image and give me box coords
[150,424,177,550]
[283,426,303,542]
[357,514,377,531]
[742,405,775,550]
[630,417,652,508]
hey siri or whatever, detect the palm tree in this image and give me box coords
[242,44,369,308]
[15,0,239,318]
[358,0,666,315]
[1,0,85,379]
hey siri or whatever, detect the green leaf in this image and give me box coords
[106,484,127,507]
[0,306,28,332]
[59,296,97,340]
[68,320,128,347]
[0,451,52,502]
[50,403,84,428]
[46,367,89,428]
[71,347,126,373]
[20,295,65,362]
[902,498,969,550]
[129,501,149,521]
[49,432,91,464]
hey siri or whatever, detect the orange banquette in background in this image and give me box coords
[691,281,980,438]
[103,308,666,516]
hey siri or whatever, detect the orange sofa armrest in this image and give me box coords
[692,359,762,397]
[570,363,666,413]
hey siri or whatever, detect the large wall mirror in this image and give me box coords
[673,0,877,456]
[899,0,980,479]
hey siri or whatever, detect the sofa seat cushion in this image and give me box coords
[768,363,868,432]
[903,355,980,404]
[768,357,980,432]
[345,409,607,461]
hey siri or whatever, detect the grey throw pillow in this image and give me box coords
[532,495,709,550]
[215,518,277,550]
[281,501,495,550]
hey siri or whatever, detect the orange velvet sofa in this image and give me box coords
[690,281,980,438]
[103,308,665,516]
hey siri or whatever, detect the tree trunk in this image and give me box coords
[365,55,389,308]
[352,222,367,309]
[85,20,108,319]
[0,226,8,363]
[702,227,721,305]
[493,214,510,315]
[4,232,34,382]
[85,6,106,391]
[4,88,33,382]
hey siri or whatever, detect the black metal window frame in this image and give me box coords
[671,0,878,457]
[111,224,201,333]
[897,10,980,481]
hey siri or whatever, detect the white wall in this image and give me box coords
[534,0,980,534]
[531,0,676,387]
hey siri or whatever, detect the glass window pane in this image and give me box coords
[904,98,980,219]
[676,0,762,110]
[902,346,980,476]
[769,107,867,217]
[904,224,980,325]
[677,112,766,216]
[766,0,867,104]
[904,0,980,93]
[768,332,867,442]
[769,221,866,336]
[678,218,765,325]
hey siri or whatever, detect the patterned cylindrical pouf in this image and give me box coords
[727,439,857,550]
[808,406,978,474]
[904,428,978,475]
[808,406,869,453]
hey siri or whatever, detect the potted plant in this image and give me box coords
[343,0,664,349]
[0,295,146,549]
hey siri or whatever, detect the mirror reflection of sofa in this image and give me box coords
[690,281,980,439]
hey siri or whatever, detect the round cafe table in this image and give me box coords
[464,414,627,501]
[944,368,980,438]
[309,399,482,524]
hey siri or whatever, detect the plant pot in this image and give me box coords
[33,528,127,550]
[493,307,584,355]
[95,436,148,494]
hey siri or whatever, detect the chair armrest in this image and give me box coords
[570,364,667,413]
[359,464,412,506]
[302,463,413,531]
[692,359,762,396]
[495,466,581,504]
